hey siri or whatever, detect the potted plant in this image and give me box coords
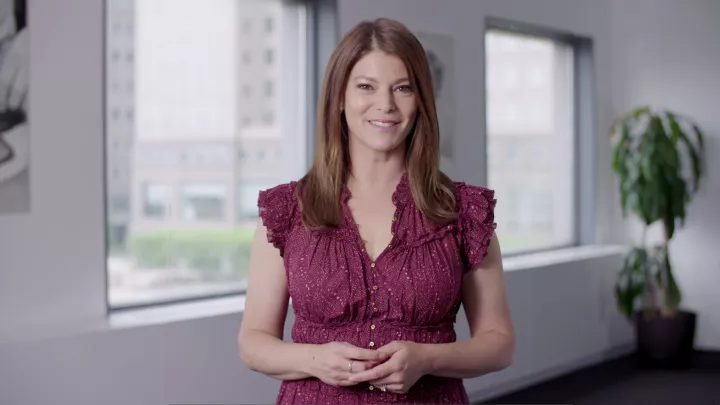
[609,106,707,368]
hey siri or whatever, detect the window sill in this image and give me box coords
[109,294,247,330]
[109,245,628,330]
[502,244,628,272]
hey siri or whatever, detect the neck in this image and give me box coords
[347,144,406,194]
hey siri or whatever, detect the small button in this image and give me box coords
[372,285,378,290]
[369,385,374,391]
[392,216,397,222]
[370,324,376,330]
[373,307,378,312]
[369,341,375,347]
[370,262,376,268]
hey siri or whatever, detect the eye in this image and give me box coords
[395,85,413,93]
[357,83,373,90]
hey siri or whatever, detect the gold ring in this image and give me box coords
[347,360,353,372]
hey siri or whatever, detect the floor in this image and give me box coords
[479,351,720,405]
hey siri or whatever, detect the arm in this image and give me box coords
[423,232,515,379]
[237,220,314,381]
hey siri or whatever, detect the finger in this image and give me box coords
[376,341,401,354]
[342,346,390,362]
[349,360,380,373]
[339,359,375,373]
[348,360,396,383]
[369,378,405,394]
[384,383,406,394]
[329,371,356,386]
[369,374,397,387]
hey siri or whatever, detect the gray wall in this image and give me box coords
[0,0,716,404]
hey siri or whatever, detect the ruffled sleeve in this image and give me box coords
[457,183,497,271]
[257,182,298,257]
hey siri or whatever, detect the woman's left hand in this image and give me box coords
[347,341,431,394]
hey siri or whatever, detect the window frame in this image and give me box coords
[102,0,339,312]
[484,17,596,257]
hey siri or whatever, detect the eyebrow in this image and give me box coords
[352,75,410,85]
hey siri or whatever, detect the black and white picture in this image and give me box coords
[416,31,455,172]
[0,0,29,214]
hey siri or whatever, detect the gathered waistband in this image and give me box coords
[291,319,458,346]
[293,319,456,331]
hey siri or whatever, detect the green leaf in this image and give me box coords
[664,254,682,310]
[692,124,706,189]
[631,106,651,119]
[677,132,702,191]
[615,247,653,319]
[667,113,682,144]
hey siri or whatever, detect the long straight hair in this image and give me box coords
[297,18,457,230]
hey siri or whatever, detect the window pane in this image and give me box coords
[485,29,576,254]
[105,0,308,308]
[142,183,171,218]
[180,184,227,221]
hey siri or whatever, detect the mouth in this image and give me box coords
[368,119,400,129]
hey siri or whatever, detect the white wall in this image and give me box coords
[610,0,720,350]
[0,0,715,404]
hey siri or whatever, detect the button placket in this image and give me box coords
[369,261,380,349]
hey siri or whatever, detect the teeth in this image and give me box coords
[370,120,396,127]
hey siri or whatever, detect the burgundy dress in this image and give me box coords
[257,174,496,405]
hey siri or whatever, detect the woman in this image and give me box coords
[238,17,514,405]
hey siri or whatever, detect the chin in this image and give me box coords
[357,133,406,153]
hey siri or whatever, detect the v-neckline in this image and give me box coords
[342,173,408,264]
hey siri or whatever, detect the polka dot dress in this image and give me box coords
[257,173,496,405]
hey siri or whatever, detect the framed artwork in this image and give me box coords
[0,0,28,214]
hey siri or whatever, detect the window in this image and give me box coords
[486,24,585,254]
[105,0,314,309]
[181,184,227,221]
[142,183,170,218]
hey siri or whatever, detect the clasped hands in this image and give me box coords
[308,341,430,394]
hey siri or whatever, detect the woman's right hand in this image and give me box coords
[306,342,390,387]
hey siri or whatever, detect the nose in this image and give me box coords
[376,88,397,113]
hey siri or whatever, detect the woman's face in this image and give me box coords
[342,50,418,155]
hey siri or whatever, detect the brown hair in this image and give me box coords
[297,18,457,230]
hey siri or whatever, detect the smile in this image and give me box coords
[368,120,399,128]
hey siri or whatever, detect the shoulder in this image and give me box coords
[454,181,496,216]
[257,181,301,227]
[258,181,299,206]
[257,181,301,256]
[453,182,497,269]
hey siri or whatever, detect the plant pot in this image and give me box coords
[634,309,697,368]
